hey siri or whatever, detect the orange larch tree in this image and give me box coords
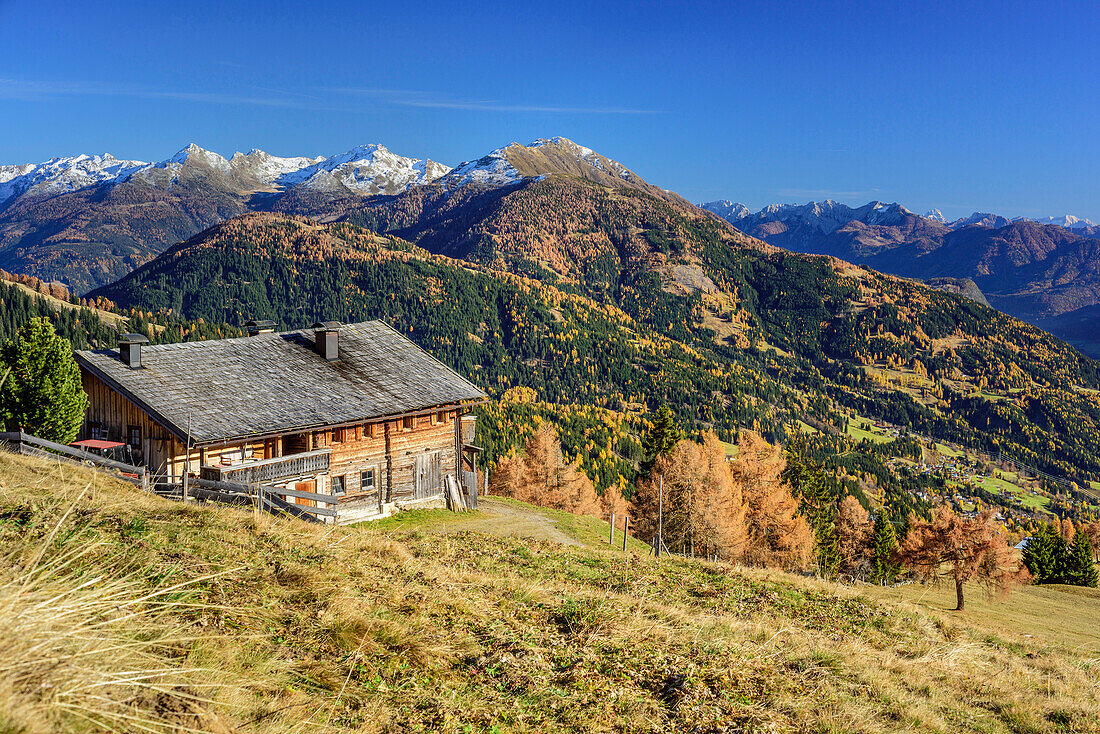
[732,431,813,570]
[488,423,603,517]
[835,495,874,578]
[897,507,1030,611]
[631,432,746,560]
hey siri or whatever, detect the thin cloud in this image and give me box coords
[0,78,346,111]
[0,78,660,115]
[398,99,658,114]
[328,86,660,114]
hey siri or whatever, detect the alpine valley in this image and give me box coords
[702,199,1100,356]
[4,137,1100,526]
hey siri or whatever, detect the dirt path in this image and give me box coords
[433,498,584,547]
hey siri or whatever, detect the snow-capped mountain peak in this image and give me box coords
[924,209,948,224]
[439,137,642,191]
[276,143,450,195]
[701,200,752,220]
[164,143,230,171]
[0,152,148,203]
[949,212,1012,229]
[439,143,524,190]
[702,199,920,234]
[1023,214,1097,230]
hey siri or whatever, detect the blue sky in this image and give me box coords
[1,0,1098,220]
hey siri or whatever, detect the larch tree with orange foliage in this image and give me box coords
[835,495,874,578]
[631,432,746,560]
[732,431,813,570]
[897,507,1030,611]
[1082,522,1100,562]
[488,423,616,518]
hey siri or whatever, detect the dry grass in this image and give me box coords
[0,451,1098,732]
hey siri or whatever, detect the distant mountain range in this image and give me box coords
[7,134,1099,493]
[4,136,1100,357]
[0,137,675,293]
[705,200,1098,235]
[702,199,1100,354]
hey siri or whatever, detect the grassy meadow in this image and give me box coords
[0,451,1097,733]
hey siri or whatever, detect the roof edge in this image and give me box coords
[75,353,190,443]
[76,350,487,446]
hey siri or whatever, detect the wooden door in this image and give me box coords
[415,452,442,498]
[294,480,316,507]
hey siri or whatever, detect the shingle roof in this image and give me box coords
[75,321,486,444]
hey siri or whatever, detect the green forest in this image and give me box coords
[78,213,1100,526]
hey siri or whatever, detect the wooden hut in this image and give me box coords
[74,321,486,522]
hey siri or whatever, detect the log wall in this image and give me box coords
[80,369,464,512]
[80,371,179,477]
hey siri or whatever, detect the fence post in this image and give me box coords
[656,474,664,558]
[609,512,615,546]
[622,515,629,551]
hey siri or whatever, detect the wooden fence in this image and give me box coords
[172,476,337,523]
[0,431,148,489]
[0,430,335,523]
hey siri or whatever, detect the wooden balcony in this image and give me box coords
[200,448,331,485]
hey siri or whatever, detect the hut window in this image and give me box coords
[436,411,447,424]
[332,475,346,496]
[361,468,376,492]
[333,427,346,444]
[90,422,105,440]
[401,416,413,431]
[127,425,141,447]
[364,423,375,439]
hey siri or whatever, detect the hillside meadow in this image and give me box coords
[0,451,1097,733]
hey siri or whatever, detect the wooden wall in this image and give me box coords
[80,369,464,511]
[326,409,460,504]
[80,371,180,477]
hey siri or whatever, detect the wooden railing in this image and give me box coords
[181,477,336,522]
[0,431,147,489]
[200,448,330,485]
[0,431,335,523]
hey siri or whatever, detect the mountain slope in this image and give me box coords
[92,213,1100,520]
[0,143,446,292]
[705,200,1100,327]
[6,450,1097,733]
[279,137,752,297]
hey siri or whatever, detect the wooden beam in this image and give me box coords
[0,431,145,475]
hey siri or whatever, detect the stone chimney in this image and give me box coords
[312,321,341,361]
[245,319,277,336]
[119,333,149,368]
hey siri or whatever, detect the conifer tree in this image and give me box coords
[0,318,88,443]
[1067,533,1099,588]
[870,511,901,585]
[782,442,839,577]
[1050,529,1070,584]
[640,404,683,478]
[1022,524,1059,584]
